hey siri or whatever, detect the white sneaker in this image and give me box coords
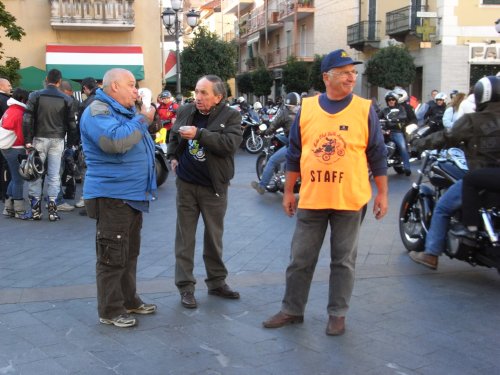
[75,197,85,208]
[57,202,75,212]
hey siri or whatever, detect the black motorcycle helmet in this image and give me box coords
[159,90,172,99]
[384,91,399,105]
[474,75,500,112]
[18,148,44,181]
[284,92,301,107]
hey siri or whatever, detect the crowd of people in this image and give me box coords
[1,51,498,334]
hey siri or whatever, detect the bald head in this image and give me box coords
[102,68,138,108]
[0,78,12,94]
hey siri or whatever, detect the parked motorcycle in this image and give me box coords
[399,148,500,270]
[255,130,300,193]
[155,143,169,187]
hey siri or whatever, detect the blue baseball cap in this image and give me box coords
[321,49,362,73]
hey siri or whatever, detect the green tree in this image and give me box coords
[365,45,416,89]
[236,72,253,94]
[310,54,326,93]
[181,27,237,93]
[0,2,25,85]
[282,56,310,94]
[251,67,273,97]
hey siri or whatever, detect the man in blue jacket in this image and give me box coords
[80,68,157,328]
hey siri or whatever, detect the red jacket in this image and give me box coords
[1,98,26,147]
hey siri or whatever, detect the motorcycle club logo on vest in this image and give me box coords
[312,131,346,163]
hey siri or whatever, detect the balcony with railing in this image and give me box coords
[49,0,134,31]
[277,0,315,22]
[266,42,315,69]
[347,20,381,51]
[386,5,427,41]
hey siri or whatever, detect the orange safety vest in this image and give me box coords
[298,95,372,210]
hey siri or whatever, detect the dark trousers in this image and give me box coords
[85,198,143,319]
[174,178,229,293]
[462,168,500,227]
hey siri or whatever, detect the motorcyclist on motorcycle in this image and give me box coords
[424,92,447,132]
[408,75,500,270]
[379,91,412,176]
[251,92,300,194]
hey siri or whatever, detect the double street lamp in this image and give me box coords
[161,0,200,96]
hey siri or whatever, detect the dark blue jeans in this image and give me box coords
[1,147,26,199]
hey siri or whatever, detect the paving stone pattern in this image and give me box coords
[1,150,500,374]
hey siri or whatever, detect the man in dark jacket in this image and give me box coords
[22,69,77,221]
[167,74,242,309]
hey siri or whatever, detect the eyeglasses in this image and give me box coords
[329,70,359,78]
[387,98,397,102]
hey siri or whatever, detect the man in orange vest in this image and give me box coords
[263,49,388,336]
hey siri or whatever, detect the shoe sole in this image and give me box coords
[326,328,345,336]
[126,308,156,315]
[99,318,136,328]
[409,254,437,270]
[263,317,304,328]
[208,290,240,299]
[181,302,197,309]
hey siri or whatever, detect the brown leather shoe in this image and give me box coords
[326,315,345,336]
[208,284,240,299]
[409,251,438,270]
[180,291,197,309]
[262,311,304,328]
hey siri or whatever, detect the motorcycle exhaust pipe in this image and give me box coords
[480,208,499,245]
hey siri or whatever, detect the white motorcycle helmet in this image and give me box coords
[434,92,447,102]
[253,101,263,111]
[393,87,408,104]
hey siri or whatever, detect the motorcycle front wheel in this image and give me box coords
[256,153,267,180]
[245,135,264,154]
[399,189,426,252]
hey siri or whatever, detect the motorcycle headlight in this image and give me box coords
[259,124,267,132]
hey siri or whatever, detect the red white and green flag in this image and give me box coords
[46,45,145,80]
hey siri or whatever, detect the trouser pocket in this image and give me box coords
[96,230,125,267]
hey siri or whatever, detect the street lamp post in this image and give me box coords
[161,0,200,96]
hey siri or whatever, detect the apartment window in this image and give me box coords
[299,24,307,56]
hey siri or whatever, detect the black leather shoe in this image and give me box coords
[208,284,240,299]
[180,291,197,309]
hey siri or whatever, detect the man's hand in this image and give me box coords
[179,125,197,140]
[170,159,178,174]
[282,191,297,217]
[372,175,388,220]
[140,104,155,124]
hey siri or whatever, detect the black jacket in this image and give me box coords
[0,92,10,117]
[167,102,242,195]
[414,102,500,170]
[22,84,78,145]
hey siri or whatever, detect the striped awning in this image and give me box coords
[46,45,145,80]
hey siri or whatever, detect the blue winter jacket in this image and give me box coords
[80,89,157,201]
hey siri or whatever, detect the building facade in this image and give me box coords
[3,0,165,96]
[220,0,500,102]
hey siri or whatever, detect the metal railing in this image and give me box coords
[386,5,427,35]
[347,20,381,45]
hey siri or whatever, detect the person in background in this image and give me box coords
[251,91,300,194]
[22,69,78,221]
[75,77,99,213]
[157,90,178,143]
[457,86,476,117]
[0,78,13,202]
[409,75,500,270]
[1,88,31,219]
[263,49,388,336]
[167,75,242,309]
[442,92,466,129]
[80,68,158,328]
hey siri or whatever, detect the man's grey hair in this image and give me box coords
[200,75,227,99]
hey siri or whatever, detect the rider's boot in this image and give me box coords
[30,196,42,221]
[47,199,60,222]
